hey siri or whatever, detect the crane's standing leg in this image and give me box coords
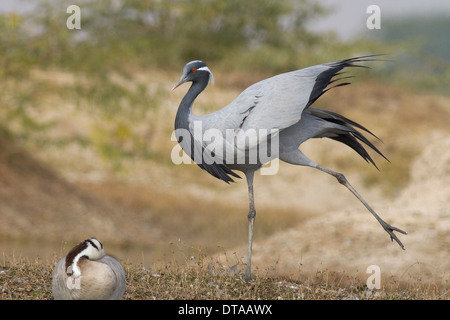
[244,170,256,282]
[280,150,406,249]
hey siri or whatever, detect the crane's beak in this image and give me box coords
[171,82,181,91]
[171,76,186,91]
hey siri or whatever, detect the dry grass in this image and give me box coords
[1,254,446,300]
[1,67,449,300]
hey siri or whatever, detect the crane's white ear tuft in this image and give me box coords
[198,66,214,85]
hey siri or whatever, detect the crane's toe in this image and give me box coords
[382,223,407,250]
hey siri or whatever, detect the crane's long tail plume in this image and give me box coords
[306,108,389,170]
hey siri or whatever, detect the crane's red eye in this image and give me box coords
[191,68,197,73]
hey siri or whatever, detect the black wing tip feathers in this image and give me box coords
[306,54,386,109]
[334,54,389,65]
[305,54,390,170]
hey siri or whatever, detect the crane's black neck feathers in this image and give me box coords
[175,76,240,183]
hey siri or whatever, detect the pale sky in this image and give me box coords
[1,0,449,41]
[307,0,450,40]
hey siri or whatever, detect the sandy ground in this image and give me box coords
[1,68,448,289]
[217,131,450,285]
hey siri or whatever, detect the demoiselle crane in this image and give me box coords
[52,238,126,300]
[172,56,406,282]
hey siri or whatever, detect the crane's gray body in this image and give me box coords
[173,56,406,282]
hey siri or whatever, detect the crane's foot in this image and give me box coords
[380,221,407,250]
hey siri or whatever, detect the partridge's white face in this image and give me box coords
[85,238,105,260]
[66,238,105,277]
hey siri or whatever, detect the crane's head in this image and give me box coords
[172,60,214,90]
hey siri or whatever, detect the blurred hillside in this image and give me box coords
[0,0,449,284]
[0,129,162,246]
[365,14,450,94]
[0,0,329,75]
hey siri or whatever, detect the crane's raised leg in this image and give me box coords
[280,150,406,249]
[313,164,407,249]
[244,170,256,282]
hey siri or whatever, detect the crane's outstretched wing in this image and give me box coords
[222,55,382,135]
[192,55,382,181]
